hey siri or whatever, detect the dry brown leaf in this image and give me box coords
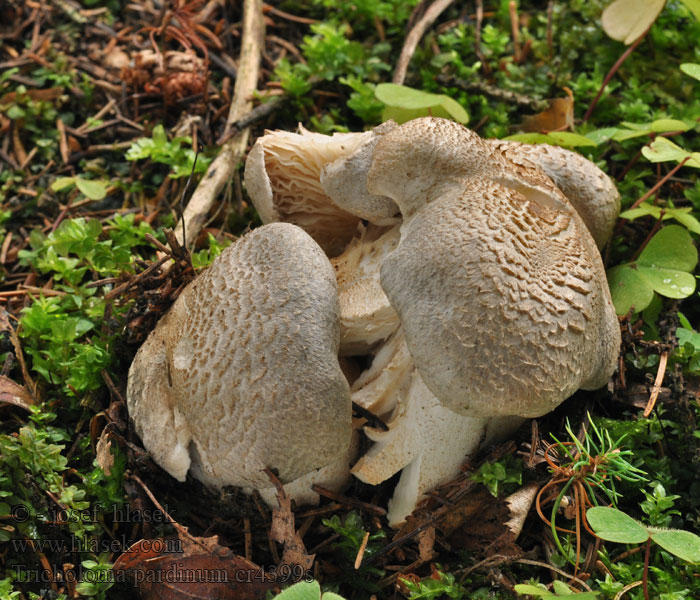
[0,375,33,410]
[0,87,64,106]
[436,482,536,556]
[502,482,539,541]
[417,526,436,563]
[268,473,315,572]
[113,536,278,600]
[520,87,574,132]
[95,431,114,476]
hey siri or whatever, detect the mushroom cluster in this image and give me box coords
[127,117,621,527]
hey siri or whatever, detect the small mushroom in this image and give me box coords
[365,117,620,418]
[126,223,352,495]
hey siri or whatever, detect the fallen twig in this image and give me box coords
[643,351,668,418]
[393,0,455,85]
[175,0,264,248]
[216,97,284,145]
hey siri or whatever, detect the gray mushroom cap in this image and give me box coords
[127,223,352,489]
[320,121,400,224]
[367,118,620,418]
[487,139,621,249]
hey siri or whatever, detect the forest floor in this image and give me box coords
[1,0,700,599]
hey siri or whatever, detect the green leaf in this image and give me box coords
[621,203,700,234]
[552,581,575,595]
[545,132,597,147]
[642,138,700,168]
[637,267,696,298]
[607,264,655,314]
[585,128,620,145]
[514,584,554,596]
[502,132,596,147]
[503,133,552,144]
[274,581,321,600]
[375,83,468,124]
[679,0,700,20]
[608,226,698,314]
[620,204,663,220]
[74,178,108,201]
[672,212,700,235]
[677,327,700,350]
[643,137,687,162]
[51,177,77,192]
[649,119,689,133]
[637,225,698,272]
[586,507,649,544]
[601,0,665,44]
[681,63,700,81]
[650,529,700,562]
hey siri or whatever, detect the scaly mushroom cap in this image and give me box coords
[487,140,621,248]
[331,224,401,355]
[365,117,573,220]
[127,223,352,490]
[367,118,620,418]
[244,127,373,256]
[252,431,360,508]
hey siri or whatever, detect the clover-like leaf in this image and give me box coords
[375,83,468,124]
[601,0,666,44]
[679,0,700,20]
[607,265,655,315]
[74,177,108,201]
[681,63,700,81]
[586,507,649,544]
[642,137,700,168]
[608,225,698,314]
[638,224,698,272]
[650,529,700,563]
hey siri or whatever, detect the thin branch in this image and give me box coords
[628,156,691,210]
[392,0,455,85]
[583,29,649,123]
[643,351,668,418]
[175,0,264,247]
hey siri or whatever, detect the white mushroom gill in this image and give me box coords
[244,127,373,256]
[331,224,401,356]
[352,365,488,528]
[349,329,524,527]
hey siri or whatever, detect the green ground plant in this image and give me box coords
[1,0,700,598]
